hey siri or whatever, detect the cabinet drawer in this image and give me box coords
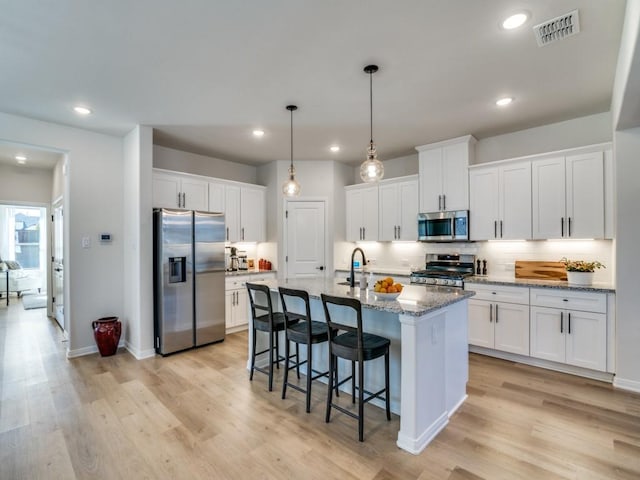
[250,273,276,282]
[465,283,529,305]
[530,288,606,313]
[225,277,248,291]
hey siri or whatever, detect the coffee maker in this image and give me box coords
[238,251,248,270]
[229,246,239,271]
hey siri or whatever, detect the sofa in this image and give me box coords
[0,260,42,297]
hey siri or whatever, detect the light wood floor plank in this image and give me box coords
[1,301,640,479]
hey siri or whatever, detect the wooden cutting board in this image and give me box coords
[515,261,567,280]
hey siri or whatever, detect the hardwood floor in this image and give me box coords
[1,301,639,479]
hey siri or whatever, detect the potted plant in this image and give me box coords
[560,258,605,285]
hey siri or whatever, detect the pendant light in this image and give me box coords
[282,104,301,196]
[360,64,384,183]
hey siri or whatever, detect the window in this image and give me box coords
[0,205,46,270]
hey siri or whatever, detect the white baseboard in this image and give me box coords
[469,346,614,383]
[613,376,640,393]
[124,341,156,360]
[396,411,449,455]
[67,344,98,358]
[66,340,127,359]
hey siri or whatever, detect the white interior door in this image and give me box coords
[285,201,326,279]
[52,203,64,330]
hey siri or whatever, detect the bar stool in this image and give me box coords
[278,287,331,413]
[321,294,391,442]
[247,282,292,392]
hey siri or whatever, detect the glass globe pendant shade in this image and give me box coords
[360,142,384,183]
[282,165,301,196]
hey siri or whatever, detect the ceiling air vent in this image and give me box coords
[533,9,580,47]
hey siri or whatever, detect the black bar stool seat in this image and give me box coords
[247,282,294,392]
[321,293,391,442]
[279,287,331,413]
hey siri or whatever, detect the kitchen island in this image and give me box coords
[247,278,475,454]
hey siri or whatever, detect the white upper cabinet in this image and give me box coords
[417,135,476,213]
[532,150,604,239]
[378,176,419,241]
[153,171,208,210]
[346,184,378,242]
[240,186,266,243]
[208,181,264,243]
[469,160,531,240]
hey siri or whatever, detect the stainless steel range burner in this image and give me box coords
[410,253,475,288]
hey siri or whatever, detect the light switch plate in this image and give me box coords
[82,236,91,249]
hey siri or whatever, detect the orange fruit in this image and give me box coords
[394,283,403,291]
[385,277,394,284]
[380,287,387,293]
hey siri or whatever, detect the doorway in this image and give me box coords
[51,200,64,329]
[285,200,327,279]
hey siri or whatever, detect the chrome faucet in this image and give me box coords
[350,247,367,288]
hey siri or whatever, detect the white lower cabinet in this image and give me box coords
[466,283,611,374]
[468,297,529,356]
[226,277,249,331]
[225,273,276,332]
[530,288,607,372]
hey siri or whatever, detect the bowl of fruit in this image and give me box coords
[372,277,404,301]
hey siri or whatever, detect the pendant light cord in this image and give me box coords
[290,107,294,170]
[369,70,373,145]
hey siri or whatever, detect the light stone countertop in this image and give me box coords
[225,269,276,277]
[466,275,615,293]
[250,277,474,317]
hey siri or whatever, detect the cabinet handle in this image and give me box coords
[500,220,503,238]
[560,311,563,333]
[226,227,229,241]
[568,312,571,334]
[494,220,497,239]
[568,217,572,237]
[489,303,493,323]
[561,217,564,237]
[397,225,401,239]
[363,227,366,240]
[438,195,442,211]
[442,194,446,211]
[182,192,186,208]
[241,227,244,241]
[495,304,499,323]
[177,192,181,208]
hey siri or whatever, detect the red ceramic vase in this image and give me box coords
[92,316,121,357]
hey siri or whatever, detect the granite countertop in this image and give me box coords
[252,277,474,317]
[225,269,276,277]
[465,275,615,293]
[334,266,412,277]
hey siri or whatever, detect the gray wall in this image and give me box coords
[474,112,613,164]
[613,127,640,388]
[153,144,258,184]
[0,164,53,204]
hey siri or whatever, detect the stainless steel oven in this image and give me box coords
[418,210,469,242]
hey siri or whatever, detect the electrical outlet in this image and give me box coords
[81,236,91,249]
[369,258,377,265]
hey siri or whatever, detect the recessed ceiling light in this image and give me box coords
[330,145,340,153]
[15,155,27,161]
[496,97,514,107]
[252,129,265,137]
[502,13,528,30]
[73,106,92,115]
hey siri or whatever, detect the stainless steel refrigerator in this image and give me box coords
[153,208,225,355]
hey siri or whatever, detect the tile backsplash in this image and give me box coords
[336,239,614,284]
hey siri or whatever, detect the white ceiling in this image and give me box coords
[0,0,628,166]
[0,141,62,169]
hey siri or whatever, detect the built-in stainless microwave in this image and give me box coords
[418,210,469,242]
